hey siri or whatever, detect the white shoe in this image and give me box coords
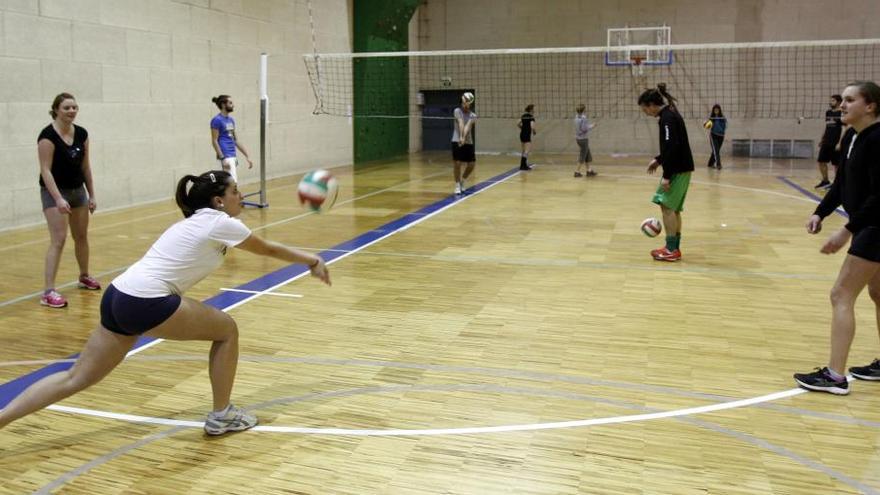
[454,183,462,195]
[204,404,258,435]
[459,179,467,193]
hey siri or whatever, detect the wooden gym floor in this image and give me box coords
[0,151,878,494]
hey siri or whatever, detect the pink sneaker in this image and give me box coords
[40,289,68,308]
[78,275,101,290]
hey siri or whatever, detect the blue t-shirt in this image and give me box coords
[709,116,727,136]
[210,114,237,158]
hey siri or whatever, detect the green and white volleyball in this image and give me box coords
[462,92,474,104]
[297,169,339,213]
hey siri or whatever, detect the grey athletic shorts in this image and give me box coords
[577,138,592,163]
[40,185,88,210]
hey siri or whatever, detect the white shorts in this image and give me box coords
[218,157,238,182]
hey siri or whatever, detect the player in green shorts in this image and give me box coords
[638,84,695,261]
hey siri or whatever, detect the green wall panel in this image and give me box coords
[353,0,421,163]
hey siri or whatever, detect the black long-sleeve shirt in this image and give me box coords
[815,122,880,233]
[655,106,695,180]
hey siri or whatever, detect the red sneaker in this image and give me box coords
[78,275,101,290]
[40,289,68,308]
[650,246,666,257]
[652,247,682,262]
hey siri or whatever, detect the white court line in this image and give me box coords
[46,387,806,436]
[126,338,165,357]
[48,405,204,428]
[219,288,303,298]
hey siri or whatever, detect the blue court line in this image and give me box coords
[776,176,848,218]
[0,167,522,409]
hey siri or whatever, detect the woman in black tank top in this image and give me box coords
[517,104,536,170]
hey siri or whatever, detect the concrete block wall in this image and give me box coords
[0,0,352,230]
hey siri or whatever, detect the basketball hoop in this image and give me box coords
[630,56,645,76]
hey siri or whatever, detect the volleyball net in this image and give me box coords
[303,39,880,121]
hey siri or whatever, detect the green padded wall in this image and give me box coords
[353,0,421,163]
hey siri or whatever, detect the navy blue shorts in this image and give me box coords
[100,284,181,336]
[849,226,880,263]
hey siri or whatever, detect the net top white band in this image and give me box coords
[304,38,880,59]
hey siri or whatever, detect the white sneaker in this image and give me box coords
[454,183,462,195]
[204,404,258,435]
[459,179,466,193]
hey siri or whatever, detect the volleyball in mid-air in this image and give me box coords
[298,169,338,213]
[640,217,662,237]
[462,92,475,104]
[703,120,713,129]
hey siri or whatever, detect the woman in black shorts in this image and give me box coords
[0,171,331,435]
[38,93,101,308]
[517,104,536,170]
[794,81,880,395]
[815,94,843,189]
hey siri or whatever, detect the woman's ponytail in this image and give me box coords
[175,171,232,218]
[175,175,199,218]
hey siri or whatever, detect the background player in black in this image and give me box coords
[517,104,536,170]
[794,81,880,395]
[638,84,695,262]
[815,94,843,189]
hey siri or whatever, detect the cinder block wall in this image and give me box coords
[0,0,352,230]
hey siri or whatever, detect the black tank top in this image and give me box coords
[38,124,88,189]
[520,113,534,138]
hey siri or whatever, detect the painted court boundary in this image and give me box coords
[45,387,806,435]
[777,176,848,218]
[0,167,521,410]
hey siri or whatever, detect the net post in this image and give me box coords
[254,100,267,207]
[246,52,269,208]
[259,52,268,207]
